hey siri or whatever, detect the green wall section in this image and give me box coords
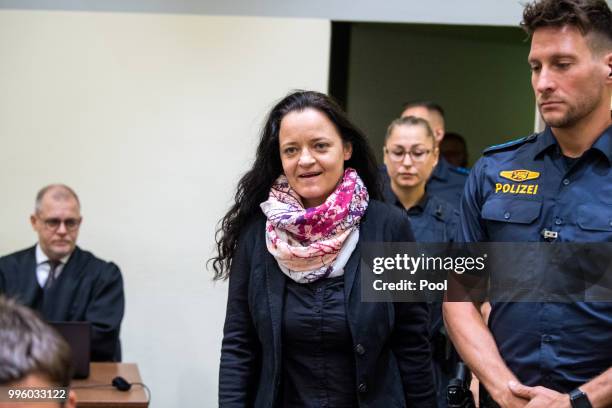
[346,23,534,167]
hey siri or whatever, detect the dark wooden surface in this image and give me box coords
[72,363,148,408]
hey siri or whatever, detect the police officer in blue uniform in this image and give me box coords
[444,1,612,407]
[400,101,470,207]
[382,115,459,407]
[382,185,457,243]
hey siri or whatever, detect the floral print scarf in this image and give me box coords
[260,168,369,283]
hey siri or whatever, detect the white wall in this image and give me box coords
[0,10,330,407]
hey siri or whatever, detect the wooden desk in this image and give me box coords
[72,363,148,408]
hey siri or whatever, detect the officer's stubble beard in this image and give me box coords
[539,82,606,129]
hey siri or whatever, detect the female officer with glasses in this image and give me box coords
[382,116,460,407]
[382,116,459,244]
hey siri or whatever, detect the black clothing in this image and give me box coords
[383,182,459,407]
[219,200,437,408]
[282,276,356,408]
[0,246,125,361]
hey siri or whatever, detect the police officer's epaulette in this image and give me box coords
[483,133,538,155]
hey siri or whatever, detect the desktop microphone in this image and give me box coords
[111,376,131,391]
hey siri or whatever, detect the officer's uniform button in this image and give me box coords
[504,212,511,220]
[358,383,368,393]
[354,344,365,355]
[555,218,563,225]
[563,179,570,186]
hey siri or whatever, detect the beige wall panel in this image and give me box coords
[0,10,330,406]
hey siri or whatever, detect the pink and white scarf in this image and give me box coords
[260,168,369,283]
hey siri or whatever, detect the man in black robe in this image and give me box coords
[0,184,124,362]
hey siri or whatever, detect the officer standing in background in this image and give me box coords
[444,0,612,407]
[441,131,469,169]
[383,116,459,243]
[400,101,469,207]
[382,115,459,407]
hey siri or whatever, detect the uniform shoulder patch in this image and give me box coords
[483,133,537,155]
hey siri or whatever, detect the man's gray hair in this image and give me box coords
[35,184,80,213]
[0,296,73,386]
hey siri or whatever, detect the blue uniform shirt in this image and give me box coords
[458,125,612,392]
[427,157,470,209]
[382,181,459,243]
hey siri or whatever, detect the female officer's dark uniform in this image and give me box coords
[383,180,460,407]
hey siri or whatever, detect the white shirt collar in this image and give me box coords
[35,243,72,266]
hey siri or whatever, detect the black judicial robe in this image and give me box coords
[0,246,125,362]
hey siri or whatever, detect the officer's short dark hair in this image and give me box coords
[521,0,612,53]
[0,296,73,386]
[400,100,445,121]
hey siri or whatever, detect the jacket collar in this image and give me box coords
[19,246,41,303]
[430,156,451,181]
[264,249,286,378]
[343,238,361,307]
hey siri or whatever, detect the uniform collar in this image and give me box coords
[591,124,612,165]
[406,193,429,216]
[382,181,428,214]
[532,127,557,159]
[430,156,450,181]
[534,124,612,165]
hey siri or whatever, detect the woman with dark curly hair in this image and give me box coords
[213,90,436,408]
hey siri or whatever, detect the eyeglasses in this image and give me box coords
[40,217,81,232]
[384,147,432,163]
